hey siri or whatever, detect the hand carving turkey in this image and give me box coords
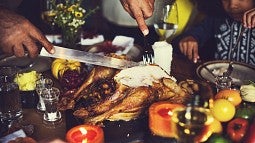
[59,64,190,125]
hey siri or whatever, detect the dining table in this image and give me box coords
[2,52,211,143]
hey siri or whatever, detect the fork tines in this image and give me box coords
[142,36,154,65]
[143,51,154,65]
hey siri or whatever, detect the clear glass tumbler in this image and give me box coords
[41,87,62,126]
[172,106,214,143]
[36,77,53,112]
[0,67,22,122]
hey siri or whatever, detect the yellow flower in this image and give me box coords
[75,12,83,18]
[68,5,75,12]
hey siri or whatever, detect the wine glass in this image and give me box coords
[172,106,214,143]
[153,2,178,41]
[40,0,58,34]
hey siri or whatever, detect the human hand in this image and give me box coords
[243,8,255,28]
[0,7,54,58]
[120,0,155,35]
[179,36,200,63]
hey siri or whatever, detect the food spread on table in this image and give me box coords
[2,41,255,143]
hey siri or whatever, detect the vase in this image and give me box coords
[61,28,81,49]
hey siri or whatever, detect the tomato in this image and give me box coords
[243,118,255,143]
[210,99,236,122]
[227,118,249,142]
[215,89,242,106]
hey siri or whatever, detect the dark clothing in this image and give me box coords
[178,16,255,66]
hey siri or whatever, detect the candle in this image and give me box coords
[149,101,184,138]
[66,125,104,143]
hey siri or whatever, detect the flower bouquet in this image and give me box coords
[51,0,98,48]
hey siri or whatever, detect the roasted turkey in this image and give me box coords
[59,63,191,125]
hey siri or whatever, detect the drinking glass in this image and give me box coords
[215,75,232,92]
[172,106,214,143]
[153,2,178,41]
[36,77,53,112]
[0,67,22,122]
[41,87,62,126]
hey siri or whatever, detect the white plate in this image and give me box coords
[82,43,142,62]
[0,56,52,73]
[196,60,255,86]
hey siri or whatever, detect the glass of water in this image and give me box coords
[41,87,62,126]
[36,77,53,112]
[0,67,22,122]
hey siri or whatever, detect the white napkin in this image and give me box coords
[45,35,62,44]
[80,35,104,45]
[0,129,26,143]
[112,35,134,54]
[152,41,173,74]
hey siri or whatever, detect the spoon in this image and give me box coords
[223,26,246,77]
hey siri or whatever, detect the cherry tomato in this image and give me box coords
[227,118,249,142]
[243,118,255,143]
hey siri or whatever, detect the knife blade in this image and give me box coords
[40,46,142,69]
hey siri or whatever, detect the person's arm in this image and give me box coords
[0,6,54,58]
[120,0,154,36]
[178,17,215,63]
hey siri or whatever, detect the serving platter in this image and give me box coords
[80,42,143,62]
[196,60,255,86]
[0,55,52,73]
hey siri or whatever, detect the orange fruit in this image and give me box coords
[215,89,242,106]
[210,99,235,122]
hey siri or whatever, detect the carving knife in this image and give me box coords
[40,46,142,69]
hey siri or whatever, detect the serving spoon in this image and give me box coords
[223,26,246,77]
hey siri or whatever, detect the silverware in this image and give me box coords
[40,46,141,69]
[223,61,234,77]
[142,35,154,65]
[224,26,246,77]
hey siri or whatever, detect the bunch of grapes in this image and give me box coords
[59,70,84,89]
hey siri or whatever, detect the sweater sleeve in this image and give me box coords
[183,16,215,48]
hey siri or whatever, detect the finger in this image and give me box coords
[28,24,54,54]
[243,9,255,28]
[23,37,39,58]
[193,46,199,63]
[13,44,25,57]
[243,11,248,27]
[179,42,186,55]
[128,4,149,35]
[248,11,255,28]
[187,47,194,61]
[252,16,255,28]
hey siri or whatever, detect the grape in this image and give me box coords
[59,70,84,89]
